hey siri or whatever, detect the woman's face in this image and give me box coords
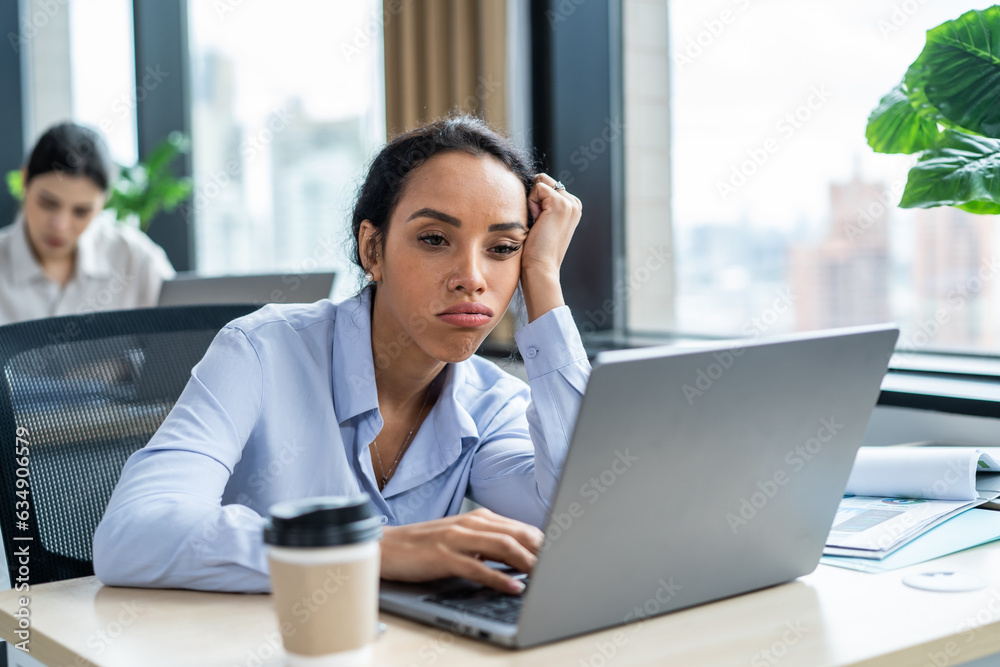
[364,151,529,365]
[22,172,106,263]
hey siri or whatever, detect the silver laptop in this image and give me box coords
[379,324,899,648]
[157,272,336,306]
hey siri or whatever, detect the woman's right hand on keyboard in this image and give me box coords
[380,508,543,594]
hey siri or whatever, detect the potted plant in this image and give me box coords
[6,131,194,233]
[866,5,1000,214]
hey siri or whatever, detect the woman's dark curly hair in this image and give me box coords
[350,115,536,277]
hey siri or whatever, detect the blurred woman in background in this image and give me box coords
[0,122,175,325]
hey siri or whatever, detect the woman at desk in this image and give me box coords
[94,116,589,595]
[0,122,175,325]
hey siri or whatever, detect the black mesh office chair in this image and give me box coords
[0,305,259,587]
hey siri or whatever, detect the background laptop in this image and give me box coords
[379,324,899,648]
[157,272,336,306]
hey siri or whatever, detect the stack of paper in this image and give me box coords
[824,496,984,559]
[824,447,1000,560]
[822,509,1000,573]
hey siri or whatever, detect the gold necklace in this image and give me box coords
[372,383,433,490]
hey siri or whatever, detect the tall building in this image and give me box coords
[791,175,891,330]
[911,207,995,349]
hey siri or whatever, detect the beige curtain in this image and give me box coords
[384,0,508,136]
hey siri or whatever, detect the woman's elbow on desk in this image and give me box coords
[93,498,273,592]
[92,512,159,588]
[92,501,204,589]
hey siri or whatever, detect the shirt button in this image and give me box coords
[525,347,539,359]
[379,515,389,525]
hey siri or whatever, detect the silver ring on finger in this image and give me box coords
[552,181,567,191]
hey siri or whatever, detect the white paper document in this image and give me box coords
[822,509,1000,573]
[823,496,985,559]
[824,446,1000,559]
[844,447,1000,501]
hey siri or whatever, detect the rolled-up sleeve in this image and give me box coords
[467,306,591,527]
[92,326,271,592]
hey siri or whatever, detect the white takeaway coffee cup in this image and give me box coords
[264,494,383,666]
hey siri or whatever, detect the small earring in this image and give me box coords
[365,272,374,282]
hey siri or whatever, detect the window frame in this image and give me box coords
[529,0,627,334]
[132,0,194,271]
[0,1,26,233]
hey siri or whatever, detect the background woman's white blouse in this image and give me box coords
[0,213,176,325]
[93,287,591,592]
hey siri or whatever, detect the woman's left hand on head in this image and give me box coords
[520,174,582,321]
[523,174,582,279]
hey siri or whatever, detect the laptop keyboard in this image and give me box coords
[424,579,529,625]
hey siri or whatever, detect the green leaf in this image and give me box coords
[866,83,942,154]
[145,141,178,175]
[145,132,189,176]
[6,170,24,201]
[904,6,1000,138]
[104,132,194,232]
[899,130,1000,210]
[956,200,1000,214]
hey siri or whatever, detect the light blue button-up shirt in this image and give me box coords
[93,287,590,592]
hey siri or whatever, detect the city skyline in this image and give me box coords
[669,0,1000,352]
[675,171,997,352]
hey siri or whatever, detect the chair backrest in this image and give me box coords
[0,305,259,586]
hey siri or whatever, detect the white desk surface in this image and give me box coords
[3,544,1000,666]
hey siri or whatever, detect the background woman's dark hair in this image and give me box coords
[24,122,115,193]
[350,115,536,275]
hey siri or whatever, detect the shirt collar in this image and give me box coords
[432,362,481,453]
[332,286,483,497]
[8,212,46,286]
[75,214,114,279]
[332,286,381,423]
[332,286,480,442]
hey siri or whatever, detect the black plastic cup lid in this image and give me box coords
[263,494,382,547]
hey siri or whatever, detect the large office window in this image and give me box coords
[15,0,138,166]
[661,1,999,354]
[69,0,139,166]
[187,1,385,301]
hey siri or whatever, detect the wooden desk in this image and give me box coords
[3,544,1000,667]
